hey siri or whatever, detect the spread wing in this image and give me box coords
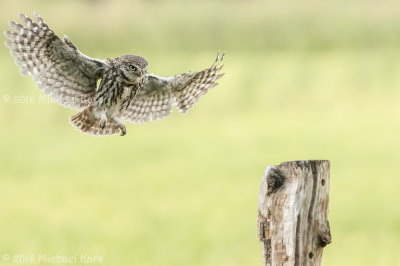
[122,52,225,124]
[4,13,108,110]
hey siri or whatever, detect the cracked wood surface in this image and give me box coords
[258,160,331,266]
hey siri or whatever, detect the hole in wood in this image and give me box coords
[308,252,314,259]
[321,179,325,186]
[267,168,285,194]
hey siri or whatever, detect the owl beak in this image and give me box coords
[139,71,144,78]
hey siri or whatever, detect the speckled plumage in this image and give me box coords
[4,13,225,136]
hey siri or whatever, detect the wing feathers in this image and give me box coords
[4,13,107,110]
[122,90,174,123]
[175,54,225,113]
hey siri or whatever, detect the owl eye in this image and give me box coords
[129,65,137,71]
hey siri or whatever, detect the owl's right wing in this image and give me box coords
[4,13,108,110]
[122,52,225,124]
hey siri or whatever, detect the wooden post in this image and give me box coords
[258,160,331,266]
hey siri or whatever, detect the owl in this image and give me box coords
[4,13,225,136]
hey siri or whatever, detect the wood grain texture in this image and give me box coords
[258,160,331,266]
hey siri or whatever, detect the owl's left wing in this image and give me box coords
[122,52,225,124]
[4,13,108,110]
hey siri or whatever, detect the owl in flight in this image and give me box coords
[4,13,225,136]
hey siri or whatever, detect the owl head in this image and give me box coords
[112,55,148,83]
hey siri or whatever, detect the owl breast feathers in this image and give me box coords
[4,13,225,136]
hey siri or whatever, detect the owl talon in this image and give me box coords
[100,120,106,129]
[112,117,126,136]
[118,124,126,136]
[99,114,107,129]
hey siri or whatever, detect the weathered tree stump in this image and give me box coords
[258,160,331,266]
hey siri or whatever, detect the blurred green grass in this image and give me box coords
[1,0,400,265]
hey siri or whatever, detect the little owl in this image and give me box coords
[4,13,225,136]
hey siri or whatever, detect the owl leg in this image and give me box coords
[112,117,127,136]
[99,113,107,129]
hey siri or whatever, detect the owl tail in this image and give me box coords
[70,106,120,136]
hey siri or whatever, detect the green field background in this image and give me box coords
[1,0,400,265]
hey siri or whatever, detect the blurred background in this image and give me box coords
[1,0,400,265]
